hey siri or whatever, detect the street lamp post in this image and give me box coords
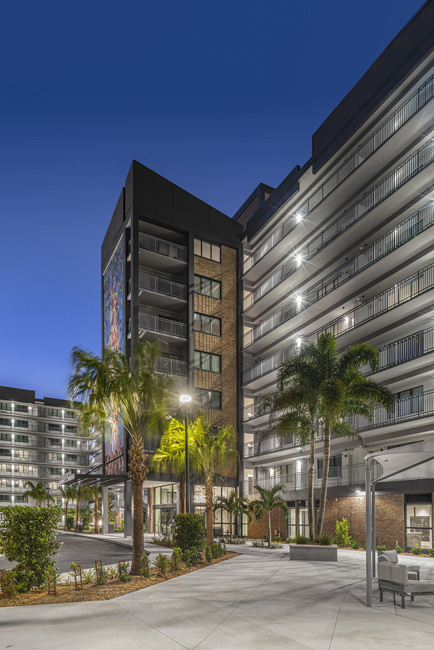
[179,394,192,513]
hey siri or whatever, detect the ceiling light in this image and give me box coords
[295,213,303,223]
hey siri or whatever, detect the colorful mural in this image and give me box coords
[103,235,125,475]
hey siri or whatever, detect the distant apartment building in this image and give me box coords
[0,386,98,510]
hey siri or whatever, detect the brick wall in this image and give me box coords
[322,493,405,548]
[248,507,288,540]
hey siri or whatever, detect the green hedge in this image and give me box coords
[172,513,205,552]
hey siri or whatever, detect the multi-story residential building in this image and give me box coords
[100,162,243,535]
[0,386,98,511]
[237,1,434,549]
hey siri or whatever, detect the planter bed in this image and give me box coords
[290,543,338,561]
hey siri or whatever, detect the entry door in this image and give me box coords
[405,504,432,550]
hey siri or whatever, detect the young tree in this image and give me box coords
[88,485,101,533]
[213,490,251,540]
[248,484,289,547]
[68,340,174,574]
[23,481,53,507]
[74,485,91,531]
[154,416,238,546]
[152,419,187,513]
[60,486,76,527]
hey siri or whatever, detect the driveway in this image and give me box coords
[2,547,434,649]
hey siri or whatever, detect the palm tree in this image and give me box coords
[60,486,76,527]
[153,416,238,546]
[74,485,91,532]
[88,485,101,533]
[68,340,174,574]
[152,419,187,513]
[23,481,52,507]
[248,484,289,547]
[213,490,251,540]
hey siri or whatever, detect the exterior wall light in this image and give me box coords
[295,213,303,223]
[295,253,303,267]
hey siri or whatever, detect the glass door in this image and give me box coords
[405,503,432,551]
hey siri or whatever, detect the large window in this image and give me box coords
[0,402,12,412]
[194,239,221,262]
[194,312,221,336]
[196,389,221,410]
[194,275,221,300]
[15,404,28,414]
[395,385,423,417]
[194,351,221,373]
[48,423,62,432]
[317,455,342,479]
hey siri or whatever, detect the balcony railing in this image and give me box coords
[155,357,188,376]
[242,462,383,496]
[243,261,434,385]
[244,390,434,459]
[139,233,187,262]
[139,313,187,339]
[244,202,434,347]
[244,138,434,310]
[139,272,187,301]
[243,74,434,274]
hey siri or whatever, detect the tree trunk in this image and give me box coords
[94,494,98,534]
[131,480,144,574]
[307,430,315,540]
[65,500,69,528]
[267,511,272,548]
[179,473,185,514]
[205,474,214,546]
[76,500,80,532]
[229,513,233,541]
[316,421,330,536]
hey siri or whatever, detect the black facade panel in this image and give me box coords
[0,386,35,403]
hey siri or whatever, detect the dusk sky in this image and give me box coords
[0,0,425,399]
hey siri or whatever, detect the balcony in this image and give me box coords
[244,202,434,349]
[139,272,187,307]
[139,233,187,271]
[139,313,187,342]
[243,261,434,387]
[244,138,434,313]
[242,462,383,497]
[155,356,188,377]
[243,74,434,275]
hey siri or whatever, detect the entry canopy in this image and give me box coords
[365,440,434,484]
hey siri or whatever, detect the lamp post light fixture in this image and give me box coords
[179,394,192,513]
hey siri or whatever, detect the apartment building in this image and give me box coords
[101,162,243,535]
[238,1,434,549]
[0,385,97,511]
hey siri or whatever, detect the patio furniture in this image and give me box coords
[378,563,434,609]
[378,549,420,580]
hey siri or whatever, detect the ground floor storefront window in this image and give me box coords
[405,496,432,551]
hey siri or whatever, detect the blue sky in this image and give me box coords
[0,0,425,398]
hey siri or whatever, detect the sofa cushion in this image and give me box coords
[378,550,398,564]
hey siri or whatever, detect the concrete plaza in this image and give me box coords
[1,546,434,649]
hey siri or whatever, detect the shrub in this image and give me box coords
[316,534,333,546]
[117,561,132,582]
[229,536,247,545]
[183,550,193,567]
[95,561,108,585]
[0,505,61,592]
[395,541,403,554]
[211,542,226,559]
[1,570,16,598]
[273,535,282,543]
[190,548,203,566]
[154,553,171,575]
[429,548,434,558]
[154,534,173,548]
[334,518,352,547]
[294,534,308,544]
[376,545,387,552]
[171,547,182,571]
[351,541,360,550]
[362,543,366,550]
[82,569,95,584]
[66,515,75,531]
[205,546,213,563]
[140,554,150,578]
[252,539,265,547]
[270,542,283,549]
[172,514,205,553]
[410,545,423,555]
[106,565,117,580]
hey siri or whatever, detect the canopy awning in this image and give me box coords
[60,472,127,487]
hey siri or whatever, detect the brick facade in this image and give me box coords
[248,507,287,540]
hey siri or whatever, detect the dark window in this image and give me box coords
[48,423,62,432]
[317,455,342,479]
[15,420,28,429]
[0,433,11,442]
[15,434,28,443]
[15,404,28,413]
[394,386,424,417]
[196,389,221,410]
[65,425,77,433]
[0,402,12,412]
[65,454,77,462]
[194,312,221,336]
[0,418,11,427]
[194,351,221,373]
[194,275,221,300]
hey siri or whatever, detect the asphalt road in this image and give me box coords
[0,532,132,573]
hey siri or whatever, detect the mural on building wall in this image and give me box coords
[103,235,125,475]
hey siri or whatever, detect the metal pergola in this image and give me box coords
[365,440,434,607]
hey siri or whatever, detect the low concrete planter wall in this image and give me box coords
[290,544,338,561]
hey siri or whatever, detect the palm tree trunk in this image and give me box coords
[131,480,145,574]
[307,430,315,540]
[65,500,69,528]
[205,474,214,546]
[75,500,80,532]
[316,420,330,536]
[267,510,272,548]
[229,513,233,541]
[94,494,98,534]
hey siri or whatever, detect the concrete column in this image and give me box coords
[102,486,109,535]
[124,479,133,538]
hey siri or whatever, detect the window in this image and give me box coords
[0,402,12,412]
[15,420,28,429]
[395,386,423,417]
[0,418,11,427]
[194,312,221,336]
[0,433,11,441]
[194,275,221,300]
[65,454,77,463]
[0,449,12,457]
[64,439,77,448]
[15,404,28,413]
[47,408,63,417]
[14,449,29,459]
[317,455,342,479]
[49,438,61,446]
[48,423,62,432]
[194,239,221,262]
[49,467,63,476]
[15,434,28,443]
[48,453,62,462]
[196,389,221,410]
[279,464,293,484]
[65,425,77,433]
[65,410,75,419]
[194,351,221,373]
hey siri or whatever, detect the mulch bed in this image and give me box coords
[0,552,239,608]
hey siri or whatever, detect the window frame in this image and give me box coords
[194,350,221,373]
[194,274,221,300]
[193,312,221,337]
[194,238,221,262]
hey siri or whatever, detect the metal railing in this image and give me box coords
[243,261,434,385]
[244,389,434,459]
[139,272,187,301]
[244,202,434,347]
[243,138,434,310]
[242,462,383,495]
[139,233,187,262]
[139,313,187,339]
[155,357,188,376]
[243,74,434,273]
